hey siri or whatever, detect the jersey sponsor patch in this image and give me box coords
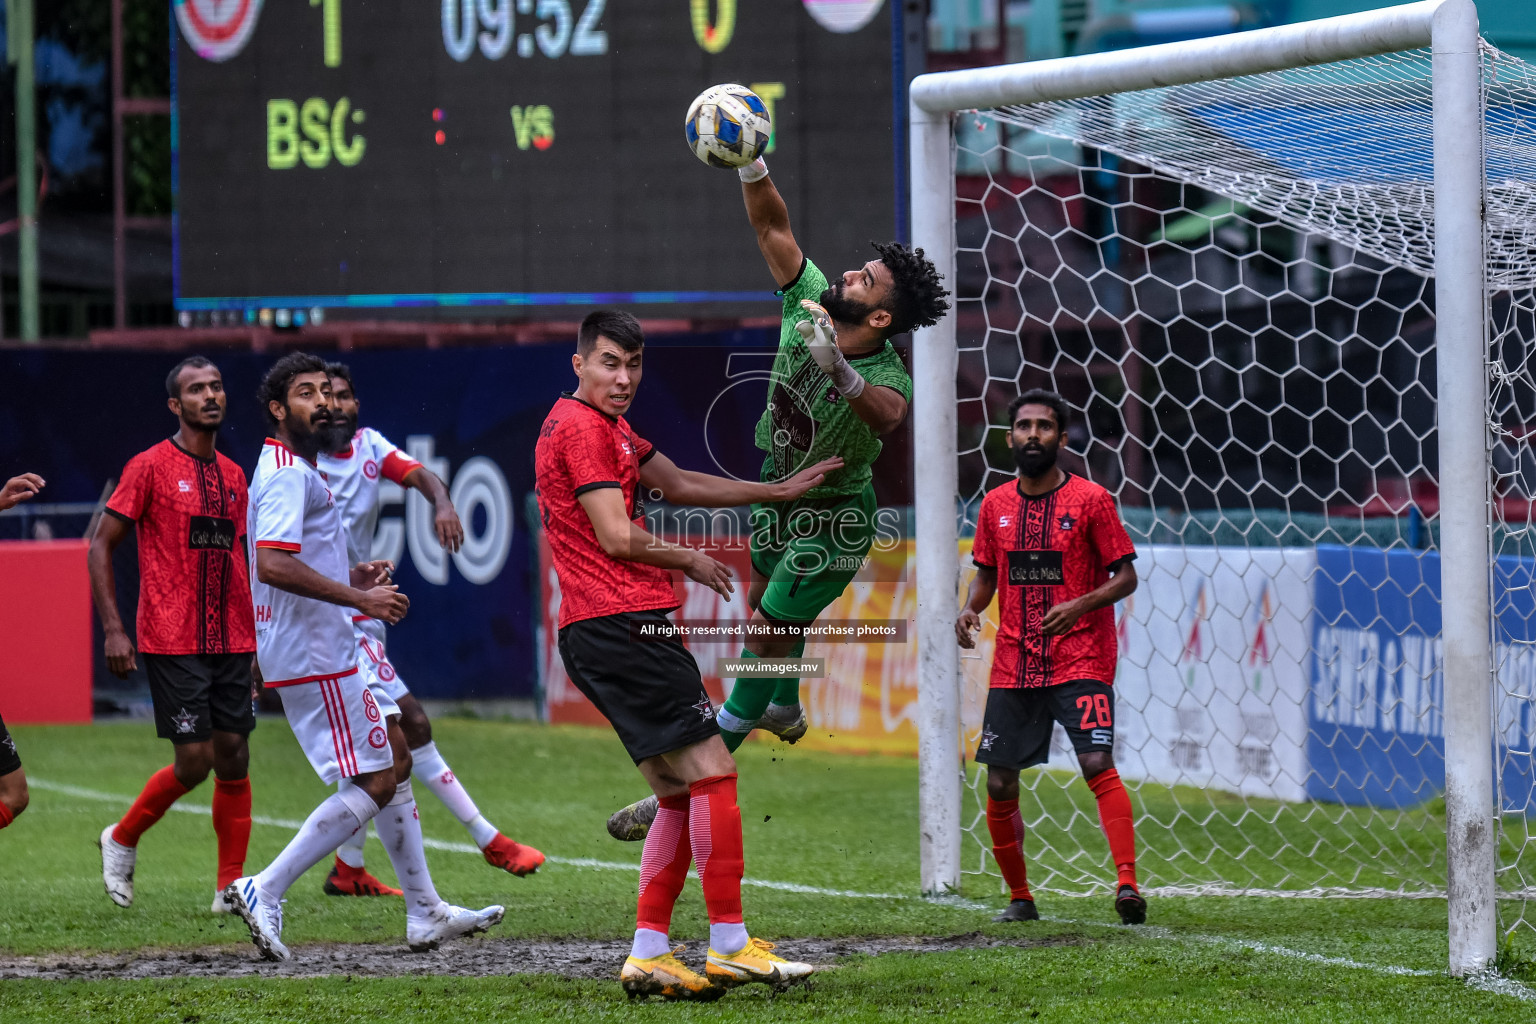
[1007,548,1064,586]
[188,514,237,551]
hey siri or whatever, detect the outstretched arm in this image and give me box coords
[639,452,843,508]
[0,473,44,511]
[741,163,804,288]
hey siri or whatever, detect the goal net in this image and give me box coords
[910,3,1536,961]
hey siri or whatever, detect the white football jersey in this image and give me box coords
[248,438,357,686]
[318,427,422,566]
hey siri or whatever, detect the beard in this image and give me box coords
[285,409,333,458]
[180,406,224,435]
[1013,442,1059,479]
[819,282,879,327]
[326,412,357,452]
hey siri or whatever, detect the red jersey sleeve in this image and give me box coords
[561,417,622,496]
[633,433,656,466]
[972,491,997,568]
[369,429,423,485]
[1088,489,1137,569]
[105,451,154,522]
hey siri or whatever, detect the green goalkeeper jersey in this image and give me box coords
[754,258,913,500]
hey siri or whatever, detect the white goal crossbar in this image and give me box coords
[908,0,1495,975]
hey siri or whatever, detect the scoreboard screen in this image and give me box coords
[173,0,900,317]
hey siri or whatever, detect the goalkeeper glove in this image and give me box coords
[795,300,867,400]
[738,157,770,184]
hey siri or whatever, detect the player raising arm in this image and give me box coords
[537,311,839,999]
[0,472,45,833]
[605,153,951,842]
[956,389,1145,926]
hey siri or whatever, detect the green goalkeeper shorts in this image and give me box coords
[749,485,877,624]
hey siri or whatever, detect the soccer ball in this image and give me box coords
[684,84,772,169]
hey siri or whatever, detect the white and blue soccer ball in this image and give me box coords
[684,84,772,169]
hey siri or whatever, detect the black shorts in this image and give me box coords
[974,679,1116,771]
[0,712,19,777]
[145,653,256,744]
[558,610,719,764]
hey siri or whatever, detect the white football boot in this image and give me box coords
[406,901,506,952]
[223,876,290,961]
[97,824,136,908]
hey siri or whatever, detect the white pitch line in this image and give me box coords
[31,778,1536,1002]
[28,778,908,901]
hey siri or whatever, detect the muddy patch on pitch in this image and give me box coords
[0,932,1086,981]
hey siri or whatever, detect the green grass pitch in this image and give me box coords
[0,718,1531,1021]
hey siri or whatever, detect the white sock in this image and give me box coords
[715,708,757,735]
[466,815,499,850]
[257,785,377,899]
[631,927,671,960]
[411,741,498,848]
[710,922,749,955]
[335,785,368,868]
[372,780,442,920]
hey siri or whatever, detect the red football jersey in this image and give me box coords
[105,439,257,655]
[534,395,678,628]
[972,473,1135,688]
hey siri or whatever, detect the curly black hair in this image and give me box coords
[872,240,951,338]
[258,351,330,427]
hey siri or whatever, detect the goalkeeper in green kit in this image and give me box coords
[607,154,950,841]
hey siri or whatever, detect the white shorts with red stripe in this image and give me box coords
[356,627,410,703]
[279,668,399,784]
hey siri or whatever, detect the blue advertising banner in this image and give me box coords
[1310,544,1535,812]
[0,330,886,703]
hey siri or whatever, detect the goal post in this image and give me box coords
[908,0,1499,974]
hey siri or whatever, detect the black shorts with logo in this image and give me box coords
[974,679,1116,771]
[558,609,719,764]
[0,712,20,776]
[145,653,256,744]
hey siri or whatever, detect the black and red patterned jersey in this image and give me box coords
[972,472,1135,688]
[105,439,256,655]
[534,394,678,628]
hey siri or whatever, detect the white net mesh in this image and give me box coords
[949,44,1536,926]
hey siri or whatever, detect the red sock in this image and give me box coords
[113,765,191,847]
[1087,768,1138,889]
[212,776,253,889]
[0,800,13,829]
[985,797,1032,901]
[636,795,692,934]
[688,774,744,924]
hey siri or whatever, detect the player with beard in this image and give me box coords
[318,362,544,896]
[606,153,951,841]
[89,357,258,911]
[956,389,1145,926]
[225,352,502,961]
[0,472,46,833]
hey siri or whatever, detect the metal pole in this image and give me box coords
[1432,0,1497,977]
[112,0,127,329]
[12,0,38,341]
[910,99,962,896]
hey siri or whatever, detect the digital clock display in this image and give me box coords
[173,0,899,316]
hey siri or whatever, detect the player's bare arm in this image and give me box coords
[87,511,138,678]
[576,486,734,598]
[638,452,844,507]
[255,547,409,624]
[1040,559,1138,637]
[403,467,463,553]
[956,565,999,649]
[741,167,803,287]
[0,472,44,511]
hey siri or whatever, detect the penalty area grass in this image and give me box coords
[0,719,1529,1021]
